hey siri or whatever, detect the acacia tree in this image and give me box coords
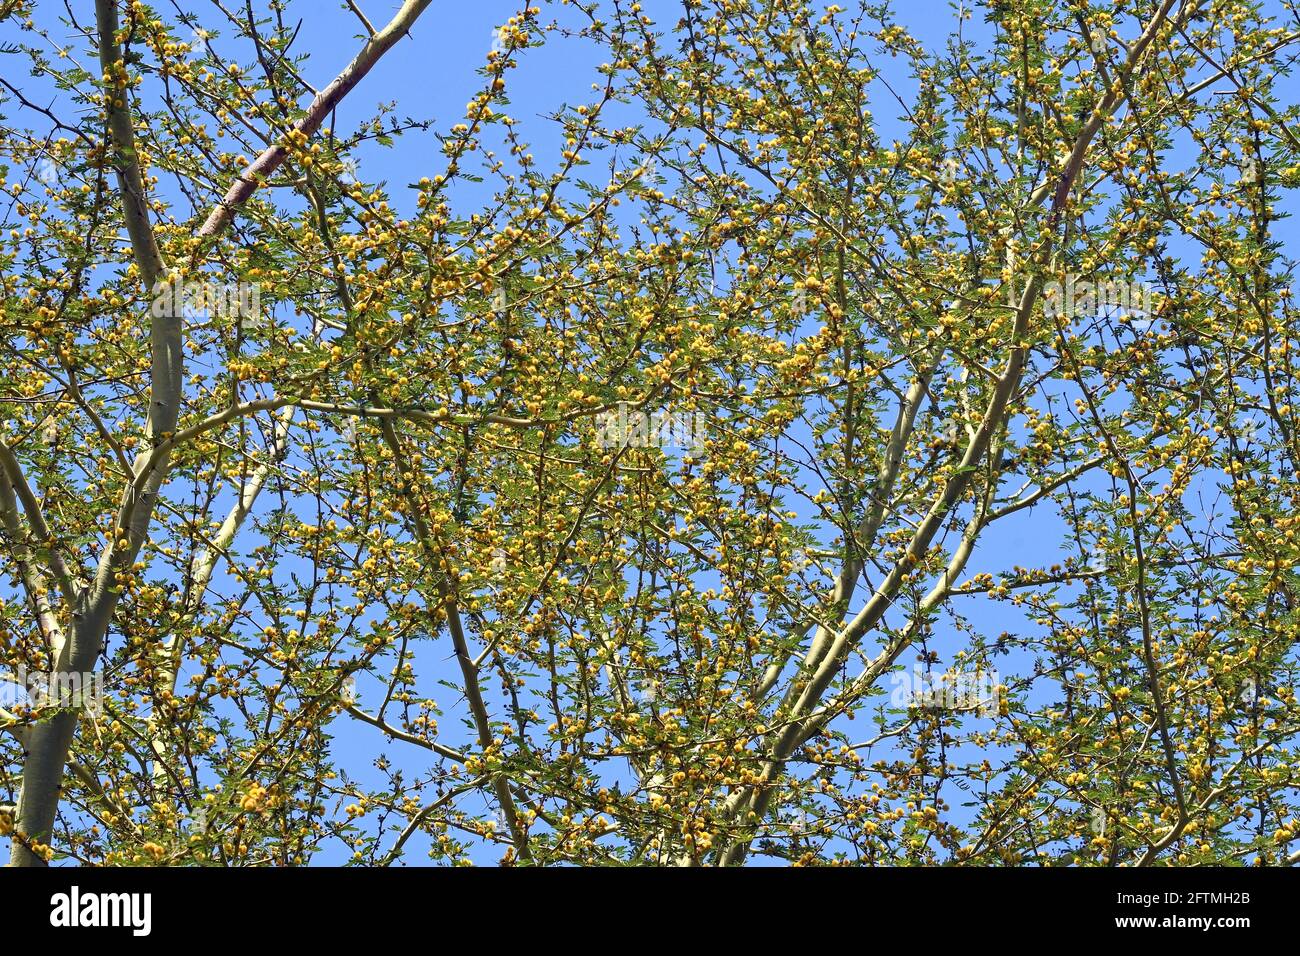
[1,0,1298,867]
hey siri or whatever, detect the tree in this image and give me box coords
[0,0,1297,866]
